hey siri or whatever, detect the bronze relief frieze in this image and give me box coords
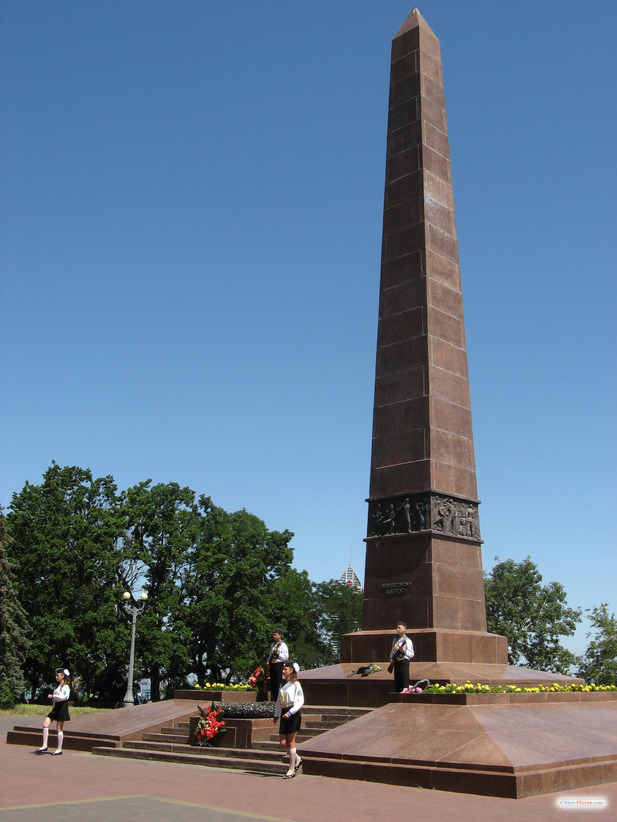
[367,492,481,541]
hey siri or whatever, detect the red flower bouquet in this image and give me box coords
[248,666,267,688]
[195,704,226,747]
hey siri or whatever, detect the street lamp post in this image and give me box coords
[122,591,148,707]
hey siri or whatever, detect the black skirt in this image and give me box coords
[48,701,70,722]
[278,710,301,735]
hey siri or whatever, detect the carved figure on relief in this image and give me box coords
[397,497,412,533]
[433,498,456,533]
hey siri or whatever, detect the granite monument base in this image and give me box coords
[300,660,583,708]
[298,691,617,798]
[341,627,509,665]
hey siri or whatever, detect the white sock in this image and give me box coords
[56,731,63,752]
[41,727,49,749]
[288,747,297,770]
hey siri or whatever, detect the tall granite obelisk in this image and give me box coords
[341,8,507,666]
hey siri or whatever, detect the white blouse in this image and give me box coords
[390,635,415,661]
[52,684,70,703]
[269,640,289,663]
[274,680,304,718]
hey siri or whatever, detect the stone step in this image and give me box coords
[142,725,326,746]
[267,730,319,743]
[123,739,283,763]
[142,721,338,747]
[7,726,119,752]
[251,740,290,753]
[301,706,370,717]
[142,731,189,744]
[92,745,287,774]
[90,703,373,774]
[160,724,190,734]
[304,719,349,730]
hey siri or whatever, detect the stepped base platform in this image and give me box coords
[11,691,615,799]
[94,738,291,775]
[91,705,371,777]
[299,661,584,708]
[298,691,617,799]
[6,698,202,752]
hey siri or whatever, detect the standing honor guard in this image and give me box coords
[266,628,289,701]
[273,660,304,778]
[36,667,71,755]
[389,622,415,693]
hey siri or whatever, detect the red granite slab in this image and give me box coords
[298,695,617,798]
[7,698,202,749]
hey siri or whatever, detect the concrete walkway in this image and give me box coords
[1,717,615,821]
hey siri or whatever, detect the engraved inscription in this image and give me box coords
[381,581,413,596]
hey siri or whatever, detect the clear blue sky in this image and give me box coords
[2,1,615,656]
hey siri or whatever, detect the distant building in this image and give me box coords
[339,563,362,591]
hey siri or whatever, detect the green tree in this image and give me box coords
[184,497,294,684]
[260,573,363,669]
[576,604,617,685]
[314,578,363,664]
[7,463,129,699]
[264,568,327,670]
[123,481,201,700]
[484,556,581,673]
[0,510,31,703]
[6,462,368,698]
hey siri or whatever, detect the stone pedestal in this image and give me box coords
[341,628,507,665]
[300,661,584,709]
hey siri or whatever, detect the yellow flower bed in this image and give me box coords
[424,680,617,694]
[193,682,253,692]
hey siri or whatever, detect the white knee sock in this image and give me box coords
[41,727,49,749]
[56,731,63,751]
[288,747,297,769]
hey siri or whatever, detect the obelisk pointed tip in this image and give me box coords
[395,6,438,40]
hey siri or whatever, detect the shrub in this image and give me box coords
[0,681,16,710]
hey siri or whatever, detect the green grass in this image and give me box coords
[0,705,107,717]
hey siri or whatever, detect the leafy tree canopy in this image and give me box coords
[263,568,329,671]
[182,497,294,685]
[484,556,582,673]
[314,578,363,663]
[576,604,617,685]
[123,480,202,699]
[0,510,31,702]
[7,463,129,699]
[6,465,318,699]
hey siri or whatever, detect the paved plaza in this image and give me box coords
[1,716,615,822]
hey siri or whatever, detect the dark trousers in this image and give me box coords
[269,662,283,701]
[393,659,410,692]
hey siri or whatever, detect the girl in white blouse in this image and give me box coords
[36,667,71,755]
[273,660,304,778]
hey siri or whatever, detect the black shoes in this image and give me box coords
[283,758,303,778]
